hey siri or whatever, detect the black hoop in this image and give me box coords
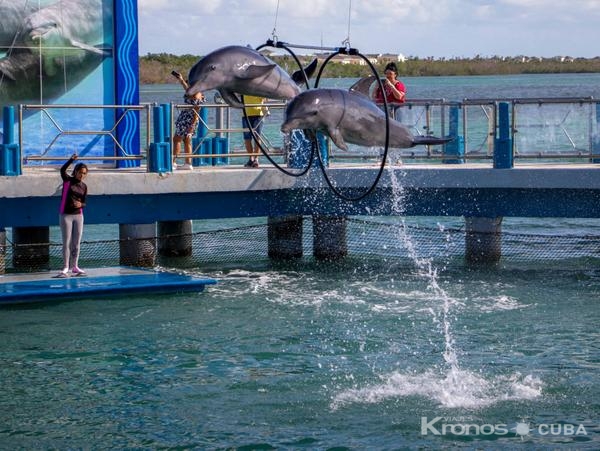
[311,48,390,202]
[240,41,315,178]
[246,41,390,201]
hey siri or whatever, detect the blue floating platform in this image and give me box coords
[0,267,217,305]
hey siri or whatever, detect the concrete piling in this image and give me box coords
[465,217,503,264]
[313,216,348,261]
[268,216,303,260]
[12,226,50,271]
[119,223,157,267]
[158,220,193,257]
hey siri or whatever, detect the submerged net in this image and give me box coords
[2,217,599,273]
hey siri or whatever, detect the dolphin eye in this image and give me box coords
[209,65,216,71]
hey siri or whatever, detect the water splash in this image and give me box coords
[387,166,461,370]
[331,370,543,410]
[331,166,543,410]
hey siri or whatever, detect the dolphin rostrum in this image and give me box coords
[186,45,316,108]
[281,88,451,150]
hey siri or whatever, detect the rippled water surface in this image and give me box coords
[1,258,599,449]
[2,74,600,449]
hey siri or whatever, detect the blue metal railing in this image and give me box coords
[2,97,599,176]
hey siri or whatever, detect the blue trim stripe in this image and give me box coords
[114,0,140,168]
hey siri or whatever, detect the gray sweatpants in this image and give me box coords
[60,213,84,270]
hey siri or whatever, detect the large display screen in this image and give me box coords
[0,0,118,161]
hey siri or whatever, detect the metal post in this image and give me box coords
[0,228,6,274]
[494,102,513,168]
[153,105,165,143]
[1,106,22,176]
[593,102,600,164]
[193,107,210,167]
[148,105,170,172]
[161,103,172,151]
[3,106,15,144]
[443,104,465,164]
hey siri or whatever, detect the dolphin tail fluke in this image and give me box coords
[291,58,318,85]
[411,136,453,147]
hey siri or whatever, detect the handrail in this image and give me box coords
[18,103,152,166]
[13,96,600,169]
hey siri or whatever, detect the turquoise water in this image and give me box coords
[2,74,600,449]
[1,259,599,449]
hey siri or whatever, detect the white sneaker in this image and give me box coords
[172,162,178,170]
[179,164,193,171]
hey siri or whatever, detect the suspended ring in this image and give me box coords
[311,48,390,202]
[240,41,315,177]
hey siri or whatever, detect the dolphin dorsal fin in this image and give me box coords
[349,75,376,98]
[239,64,275,79]
[291,58,318,85]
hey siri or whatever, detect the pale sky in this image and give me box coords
[138,0,600,58]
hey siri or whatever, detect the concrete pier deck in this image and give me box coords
[2,163,600,228]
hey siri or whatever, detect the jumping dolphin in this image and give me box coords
[281,88,452,150]
[186,45,317,108]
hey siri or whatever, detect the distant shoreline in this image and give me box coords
[139,53,600,84]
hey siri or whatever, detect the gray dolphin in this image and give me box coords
[186,45,316,108]
[281,88,451,150]
[0,47,106,120]
[22,0,110,76]
[0,0,55,48]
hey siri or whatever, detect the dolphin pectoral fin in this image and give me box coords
[219,89,245,108]
[291,58,318,85]
[411,136,453,147]
[241,64,276,79]
[328,128,349,151]
[349,75,377,97]
[0,61,17,81]
[70,40,107,55]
